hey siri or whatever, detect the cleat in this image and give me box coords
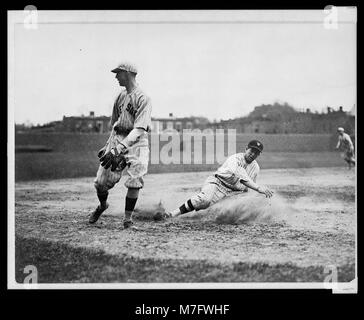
[123,219,134,229]
[153,211,172,221]
[89,203,109,224]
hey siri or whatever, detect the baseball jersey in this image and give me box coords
[95,85,152,191]
[110,86,152,143]
[337,133,354,151]
[214,153,260,191]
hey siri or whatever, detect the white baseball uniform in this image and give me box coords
[94,85,152,192]
[190,153,260,210]
[336,133,355,162]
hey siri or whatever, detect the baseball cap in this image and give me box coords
[111,62,138,74]
[248,140,263,153]
[337,127,345,132]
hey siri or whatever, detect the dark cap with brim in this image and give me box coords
[247,140,263,152]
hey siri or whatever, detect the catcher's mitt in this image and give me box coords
[99,148,129,172]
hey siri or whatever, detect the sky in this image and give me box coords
[10,10,356,125]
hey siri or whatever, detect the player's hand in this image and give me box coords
[257,186,274,198]
[117,143,128,155]
[97,146,107,159]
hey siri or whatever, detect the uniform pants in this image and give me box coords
[190,175,247,211]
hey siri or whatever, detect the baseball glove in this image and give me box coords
[97,146,107,159]
[99,148,129,172]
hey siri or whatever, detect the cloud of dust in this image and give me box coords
[135,200,166,220]
[192,193,292,225]
[160,191,351,226]
[138,191,350,225]
[188,193,350,226]
[137,195,292,224]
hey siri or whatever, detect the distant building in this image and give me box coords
[61,112,111,133]
[17,104,355,135]
[151,113,210,133]
[18,112,211,134]
[210,118,245,132]
[211,104,355,134]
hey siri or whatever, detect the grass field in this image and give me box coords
[15,132,341,153]
[15,151,346,181]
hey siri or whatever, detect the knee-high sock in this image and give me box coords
[97,191,108,207]
[178,199,195,215]
[124,197,138,220]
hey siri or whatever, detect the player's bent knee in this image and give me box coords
[191,197,211,211]
[94,181,108,194]
[124,177,144,189]
[199,199,211,210]
[94,179,113,194]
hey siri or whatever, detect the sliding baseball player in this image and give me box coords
[154,140,274,220]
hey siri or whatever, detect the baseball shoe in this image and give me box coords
[89,203,109,224]
[123,219,134,229]
[153,210,172,221]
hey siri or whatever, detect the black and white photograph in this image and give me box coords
[8,8,357,293]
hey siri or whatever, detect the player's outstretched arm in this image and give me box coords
[240,178,274,198]
[335,140,341,149]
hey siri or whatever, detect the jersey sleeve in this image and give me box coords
[216,155,248,185]
[336,137,341,149]
[237,168,252,183]
[252,163,260,183]
[236,170,253,192]
[134,94,152,131]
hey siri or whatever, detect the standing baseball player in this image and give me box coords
[335,127,355,169]
[154,140,274,220]
[89,62,152,229]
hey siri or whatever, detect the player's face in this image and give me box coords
[115,70,128,86]
[244,147,261,163]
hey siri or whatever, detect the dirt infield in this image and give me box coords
[14,167,356,284]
